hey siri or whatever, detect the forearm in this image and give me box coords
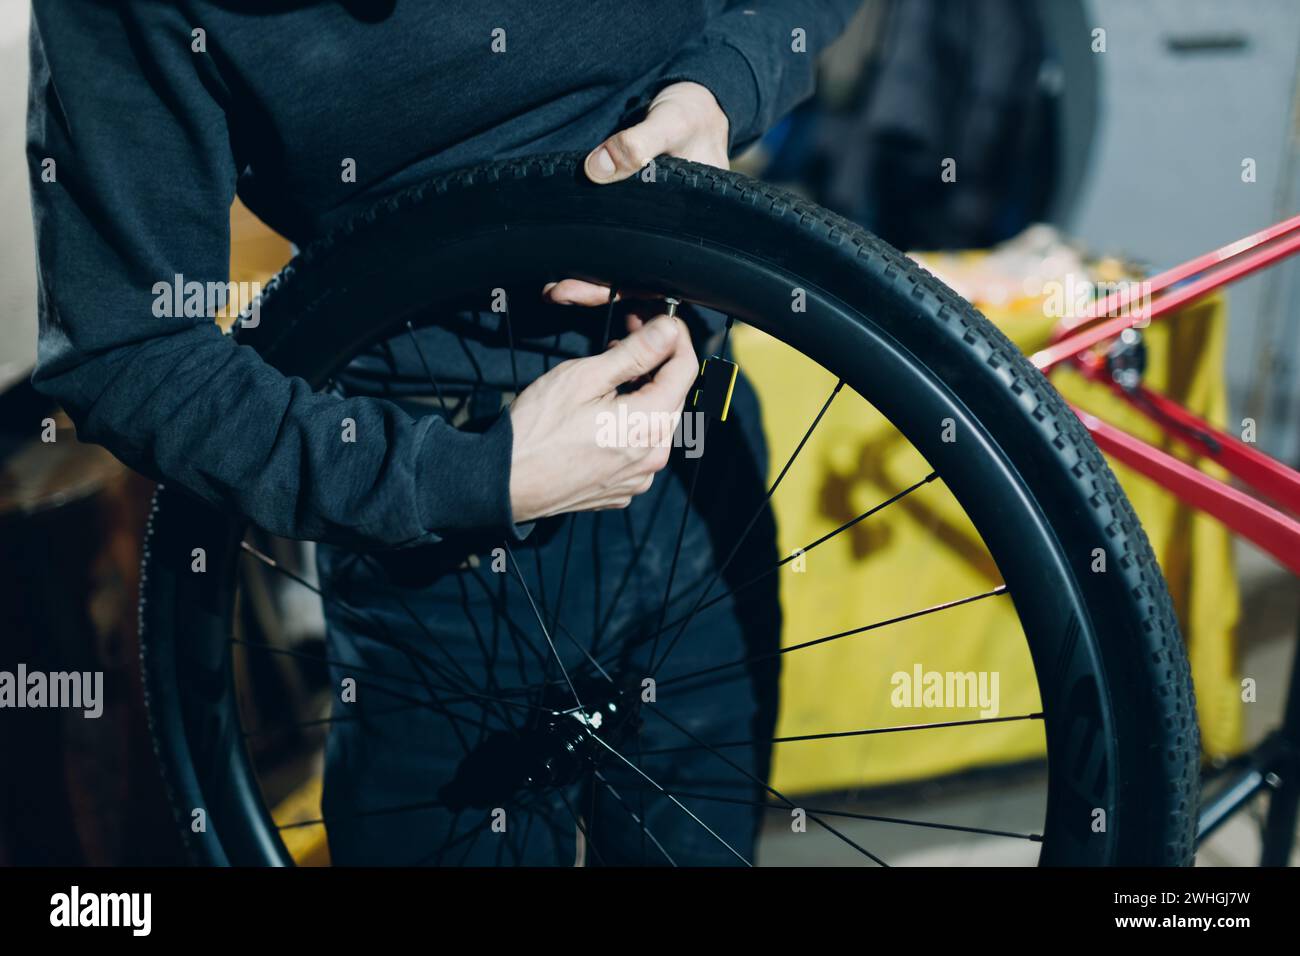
[661,0,863,149]
[34,322,515,548]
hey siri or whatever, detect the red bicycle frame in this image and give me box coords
[1027,215,1300,576]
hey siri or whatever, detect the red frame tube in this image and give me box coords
[1046,212,1300,343]
[1075,409,1300,577]
[1069,353,1300,515]
[1032,221,1300,373]
[1021,215,1300,573]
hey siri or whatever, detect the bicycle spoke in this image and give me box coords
[590,512,604,648]
[401,317,528,714]
[277,794,468,831]
[452,570,516,733]
[231,637,430,691]
[454,332,486,385]
[515,801,538,865]
[331,672,526,741]
[230,638,544,722]
[599,286,617,353]
[504,541,586,712]
[592,769,678,866]
[284,790,553,870]
[584,730,752,866]
[593,478,671,654]
[558,623,615,683]
[416,798,543,868]
[454,823,487,866]
[530,546,550,631]
[404,320,449,407]
[586,383,849,675]
[549,514,577,638]
[356,554,504,707]
[241,702,427,738]
[649,465,936,676]
[502,292,521,394]
[634,712,1045,756]
[240,544,474,709]
[661,585,1009,691]
[430,811,466,867]
[642,377,843,676]
[644,705,888,866]
[612,784,1044,843]
[647,418,707,668]
[466,559,609,696]
[632,703,649,865]
[463,563,552,670]
[240,541,499,749]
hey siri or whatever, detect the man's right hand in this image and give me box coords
[507,314,697,523]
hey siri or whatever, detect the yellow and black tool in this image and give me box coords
[663,297,738,422]
[691,355,738,421]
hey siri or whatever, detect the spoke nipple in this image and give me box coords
[664,297,680,318]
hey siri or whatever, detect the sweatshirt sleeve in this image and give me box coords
[659,0,863,150]
[26,3,517,549]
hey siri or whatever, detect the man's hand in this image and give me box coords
[586,80,729,183]
[508,314,697,523]
[509,82,725,523]
[543,82,730,308]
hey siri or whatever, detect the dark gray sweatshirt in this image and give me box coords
[27,0,859,548]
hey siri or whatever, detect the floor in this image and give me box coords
[758,539,1300,866]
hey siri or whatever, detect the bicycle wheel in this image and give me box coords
[138,153,1198,866]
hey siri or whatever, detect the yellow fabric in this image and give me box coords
[734,287,1240,796]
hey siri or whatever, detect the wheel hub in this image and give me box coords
[437,678,640,810]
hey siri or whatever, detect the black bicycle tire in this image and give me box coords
[138,152,1198,866]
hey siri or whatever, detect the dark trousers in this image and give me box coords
[315,372,781,865]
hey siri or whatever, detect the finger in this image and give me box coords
[543,279,614,307]
[618,315,653,387]
[628,317,698,410]
[585,104,686,184]
[584,315,680,392]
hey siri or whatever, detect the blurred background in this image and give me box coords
[2,0,1299,865]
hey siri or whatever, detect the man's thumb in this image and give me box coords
[585,115,672,184]
[590,317,679,391]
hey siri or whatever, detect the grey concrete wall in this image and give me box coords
[1070,0,1300,461]
[0,1,34,393]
